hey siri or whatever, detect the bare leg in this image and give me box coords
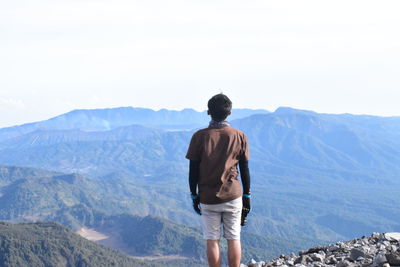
[227,239,241,267]
[207,239,221,267]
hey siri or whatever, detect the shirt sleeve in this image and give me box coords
[186,132,201,161]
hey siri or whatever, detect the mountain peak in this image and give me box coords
[274,107,317,116]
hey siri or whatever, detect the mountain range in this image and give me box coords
[0,107,269,141]
[0,106,399,263]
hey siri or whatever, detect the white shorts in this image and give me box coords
[200,197,242,240]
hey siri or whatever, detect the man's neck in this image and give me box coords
[209,120,230,128]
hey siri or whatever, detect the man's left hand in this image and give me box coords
[243,196,251,211]
[192,195,201,215]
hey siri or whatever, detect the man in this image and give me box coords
[186,94,251,267]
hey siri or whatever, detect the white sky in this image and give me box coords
[1,0,400,127]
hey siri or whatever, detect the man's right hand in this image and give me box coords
[241,195,251,226]
[243,195,251,211]
[192,195,201,215]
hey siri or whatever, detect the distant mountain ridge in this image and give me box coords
[1,107,399,182]
[0,107,269,142]
[233,107,400,182]
[0,124,160,149]
[0,107,400,252]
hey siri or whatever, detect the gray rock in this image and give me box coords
[385,233,400,242]
[361,238,370,246]
[336,260,353,267]
[287,260,295,266]
[379,244,387,251]
[350,248,366,261]
[372,233,381,239]
[361,258,373,267]
[242,232,400,267]
[312,263,324,267]
[325,255,337,265]
[294,255,312,265]
[383,241,391,248]
[336,256,346,262]
[356,256,365,261]
[327,244,340,252]
[386,252,400,265]
[369,247,379,256]
[310,253,325,262]
[304,246,327,255]
[373,253,387,266]
[247,259,257,266]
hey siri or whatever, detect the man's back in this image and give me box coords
[186,126,249,204]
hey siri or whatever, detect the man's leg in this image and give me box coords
[227,239,241,267]
[222,197,243,267]
[201,202,223,267]
[207,239,221,267]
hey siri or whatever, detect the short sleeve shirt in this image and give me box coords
[186,126,250,204]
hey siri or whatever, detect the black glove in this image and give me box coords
[241,195,251,226]
[192,195,201,215]
[243,196,251,211]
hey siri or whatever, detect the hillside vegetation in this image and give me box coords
[0,221,152,267]
[1,164,316,263]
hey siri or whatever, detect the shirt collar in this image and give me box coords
[209,120,230,128]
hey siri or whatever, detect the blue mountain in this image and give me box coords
[0,107,399,246]
[0,107,269,142]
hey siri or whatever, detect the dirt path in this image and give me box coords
[76,227,109,241]
[130,255,190,261]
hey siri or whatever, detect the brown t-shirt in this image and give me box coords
[186,126,250,204]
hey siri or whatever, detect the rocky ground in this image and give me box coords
[242,233,400,267]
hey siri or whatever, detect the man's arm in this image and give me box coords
[189,160,200,195]
[189,160,201,215]
[238,160,251,196]
[239,159,251,226]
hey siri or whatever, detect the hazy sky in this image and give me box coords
[1,0,400,127]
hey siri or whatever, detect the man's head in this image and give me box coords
[207,94,232,121]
